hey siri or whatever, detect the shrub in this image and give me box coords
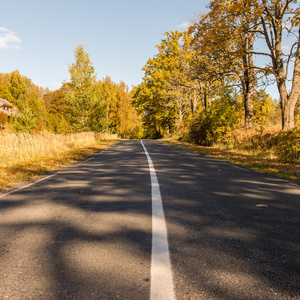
[188,90,239,146]
[272,128,300,163]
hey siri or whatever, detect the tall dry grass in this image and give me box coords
[214,126,299,164]
[214,127,280,159]
[0,132,118,168]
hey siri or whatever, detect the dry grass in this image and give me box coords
[0,132,119,192]
[164,137,300,184]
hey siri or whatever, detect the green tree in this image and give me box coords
[189,88,239,145]
[13,107,37,133]
[65,45,106,132]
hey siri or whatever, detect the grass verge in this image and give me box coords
[0,132,120,193]
[163,139,300,184]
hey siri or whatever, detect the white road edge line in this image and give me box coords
[141,140,176,300]
[0,147,113,200]
[0,172,58,200]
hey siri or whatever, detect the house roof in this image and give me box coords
[0,98,19,116]
[0,98,14,108]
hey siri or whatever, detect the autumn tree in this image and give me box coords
[43,89,69,133]
[133,31,195,137]
[190,0,260,128]
[95,77,118,131]
[109,81,142,138]
[253,89,279,130]
[0,73,14,103]
[9,70,27,109]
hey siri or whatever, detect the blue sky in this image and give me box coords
[1,0,209,90]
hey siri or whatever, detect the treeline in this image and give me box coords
[0,45,142,138]
[133,0,300,143]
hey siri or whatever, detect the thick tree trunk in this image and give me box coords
[275,41,300,130]
[260,3,300,131]
[284,28,300,130]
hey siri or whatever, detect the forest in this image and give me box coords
[0,45,142,139]
[0,0,299,167]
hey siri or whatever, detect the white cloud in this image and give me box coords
[0,27,21,50]
[176,22,191,29]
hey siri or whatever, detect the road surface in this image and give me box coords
[0,140,299,299]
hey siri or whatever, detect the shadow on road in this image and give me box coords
[0,141,152,299]
[147,140,300,300]
[0,140,299,299]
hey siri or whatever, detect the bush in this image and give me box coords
[189,111,215,146]
[272,128,300,163]
[188,90,239,146]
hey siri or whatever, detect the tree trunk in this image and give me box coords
[242,27,255,129]
[274,41,300,130]
[260,2,300,130]
[244,88,254,128]
[190,82,198,114]
[242,64,254,129]
[284,27,300,130]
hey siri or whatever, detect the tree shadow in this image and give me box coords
[147,140,300,299]
[0,140,152,299]
[0,139,299,299]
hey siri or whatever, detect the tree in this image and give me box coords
[9,70,27,108]
[48,90,68,116]
[133,31,194,137]
[0,84,14,103]
[190,0,260,128]
[109,82,142,138]
[13,107,37,133]
[256,0,300,130]
[189,87,239,145]
[64,45,106,132]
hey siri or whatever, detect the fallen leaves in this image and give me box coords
[255,204,268,208]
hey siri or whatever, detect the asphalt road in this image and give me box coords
[0,140,299,299]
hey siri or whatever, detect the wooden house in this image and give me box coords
[0,98,18,121]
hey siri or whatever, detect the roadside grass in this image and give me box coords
[163,139,300,184]
[0,132,120,192]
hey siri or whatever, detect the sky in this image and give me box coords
[1,0,209,90]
